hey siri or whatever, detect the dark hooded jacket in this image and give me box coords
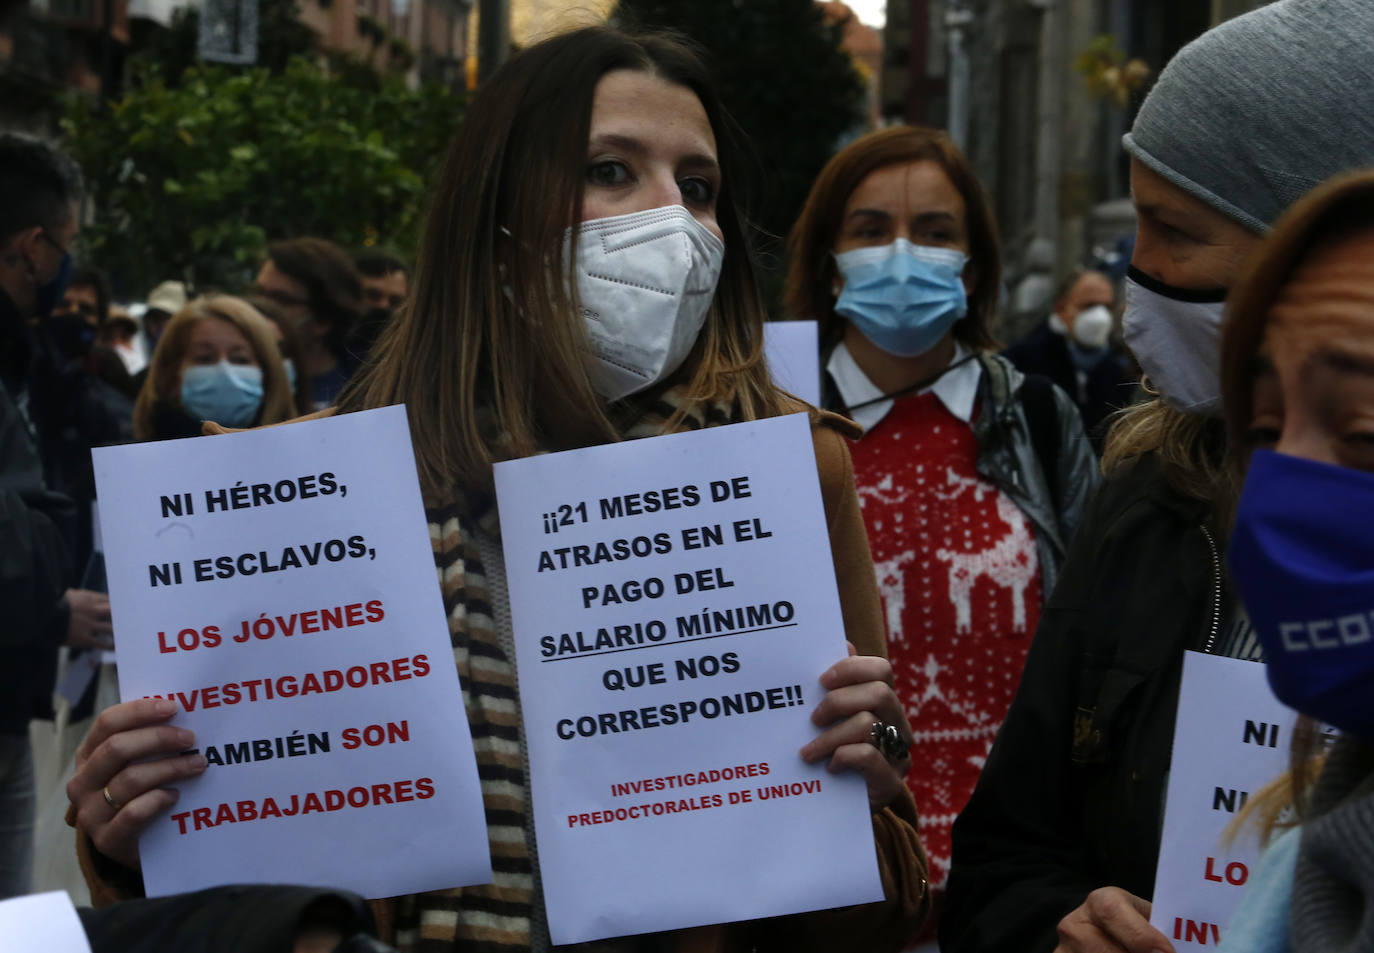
[941,453,1225,953]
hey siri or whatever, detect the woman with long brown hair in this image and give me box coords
[66,26,929,951]
[785,125,1098,939]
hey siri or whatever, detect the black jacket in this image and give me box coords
[78,884,385,953]
[148,398,209,441]
[28,332,135,579]
[940,453,1224,953]
[0,291,74,732]
[1003,322,1136,451]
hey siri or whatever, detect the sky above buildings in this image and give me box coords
[847,0,885,28]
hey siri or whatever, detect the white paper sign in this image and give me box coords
[1,891,91,953]
[92,406,492,899]
[764,321,821,405]
[55,650,101,707]
[493,412,883,944]
[1150,651,1298,948]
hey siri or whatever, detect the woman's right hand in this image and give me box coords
[66,698,208,869]
[1055,887,1175,953]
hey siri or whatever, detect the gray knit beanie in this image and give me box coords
[1123,0,1374,233]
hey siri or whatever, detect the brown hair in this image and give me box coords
[265,237,364,351]
[337,27,784,499]
[1222,169,1374,458]
[133,295,297,440]
[783,125,1001,352]
[1216,169,1374,839]
[1054,268,1113,308]
[241,292,314,415]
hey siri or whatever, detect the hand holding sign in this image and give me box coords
[67,697,207,868]
[66,587,114,651]
[802,642,913,809]
[1054,887,1174,953]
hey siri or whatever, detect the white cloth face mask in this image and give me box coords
[1122,267,1227,416]
[1070,304,1114,350]
[571,205,725,401]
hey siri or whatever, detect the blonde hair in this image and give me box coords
[1100,395,1233,513]
[336,28,785,500]
[133,295,296,440]
[1223,718,1330,847]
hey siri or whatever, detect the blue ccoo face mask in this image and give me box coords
[833,238,969,358]
[1230,449,1374,740]
[180,361,264,428]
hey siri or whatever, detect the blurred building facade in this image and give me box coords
[0,0,471,134]
[883,0,1271,337]
[507,0,611,46]
[821,0,883,130]
[0,0,132,132]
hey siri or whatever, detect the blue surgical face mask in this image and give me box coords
[180,361,264,428]
[833,239,969,358]
[1230,449,1374,740]
[282,358,298,393]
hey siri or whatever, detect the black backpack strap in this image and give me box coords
[1018,373,1061,508]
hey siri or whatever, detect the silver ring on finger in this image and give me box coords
[102,785,123,811]
[869,720,909,762]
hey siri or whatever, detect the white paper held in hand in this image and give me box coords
[92,406,492,900]
[1,891,91,953]
[1149,650,1300,948]
[493,412,883,944]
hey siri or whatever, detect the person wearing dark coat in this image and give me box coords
[77,884,394,953]
[0,132,111,900]
[940,453,1222,951]
[1004,269,1135,451]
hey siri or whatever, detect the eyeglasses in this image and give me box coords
[252,285,311,310]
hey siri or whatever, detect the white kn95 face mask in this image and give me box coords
[571,205,725,402]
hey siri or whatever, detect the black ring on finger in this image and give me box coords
[869,720,909,761]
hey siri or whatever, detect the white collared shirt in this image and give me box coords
[826,339,983,432]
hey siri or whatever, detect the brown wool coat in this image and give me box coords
[75,406,930,951]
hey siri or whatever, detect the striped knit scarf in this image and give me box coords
[392,387,743,952]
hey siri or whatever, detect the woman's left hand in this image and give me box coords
[800,641,913,810]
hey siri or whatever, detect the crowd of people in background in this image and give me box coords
[0,151,410,936]
[2,0,1374,950]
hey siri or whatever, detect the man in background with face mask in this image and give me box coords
[49,266,136,395]
[35,264,136,588]
[0,132,115,899]
[1005,269,1135,451]
[255,238,364,410]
